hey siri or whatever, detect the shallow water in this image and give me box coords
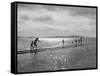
[17,37,79,51]
[17,38,96,72]
[38,38,75,42]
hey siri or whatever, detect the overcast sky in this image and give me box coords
[17,4,96,37]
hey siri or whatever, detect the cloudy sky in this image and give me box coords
[17,4,96,37]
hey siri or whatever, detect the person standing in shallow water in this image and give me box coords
[78,37,82,46]
[62,39,64,48]
[80,37,82,46]
[30,37,39,53]
[30,41,34,53]
[75,39,77,47]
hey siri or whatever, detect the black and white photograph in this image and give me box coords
[15,2,97,73]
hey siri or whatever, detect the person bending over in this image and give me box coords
[30,37,39,53]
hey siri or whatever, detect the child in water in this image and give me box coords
[30,37,39,53]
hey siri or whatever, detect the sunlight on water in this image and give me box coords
[39,38,74,42]
[18,37,80,51]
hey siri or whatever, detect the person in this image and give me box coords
[80,37,82,46]
[75,39,77,47]
[30,37,39,53]
[62,39,64,48]
[30,41,34,53]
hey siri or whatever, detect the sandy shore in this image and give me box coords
[17,38,96,73]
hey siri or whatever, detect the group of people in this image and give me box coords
[30,37,83,53]
[74,37,82,46]
[62,37,82,48]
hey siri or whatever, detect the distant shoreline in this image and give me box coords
[17,36,96,39]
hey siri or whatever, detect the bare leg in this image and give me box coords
[30,46,33,53]
[30,45,36,53]
[62,40,64,48]
[34,45,37,53]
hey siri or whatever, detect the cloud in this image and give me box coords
[32,15,54,23]
[18,4,96,37]
[68,7,96,17]
[18,4,43,10]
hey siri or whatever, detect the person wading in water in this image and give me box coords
[75,39,77,47]
[62,39,64,48]
[80,37,82,46]
[30,37,39,53]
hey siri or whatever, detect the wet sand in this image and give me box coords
[17,38,96,73]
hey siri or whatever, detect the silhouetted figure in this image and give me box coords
[78,37,82,46]
[75,39,77,47]
[80,37,82,46]
[30,37,39,53]
[62,39,64,48]
[30,41,34,53]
